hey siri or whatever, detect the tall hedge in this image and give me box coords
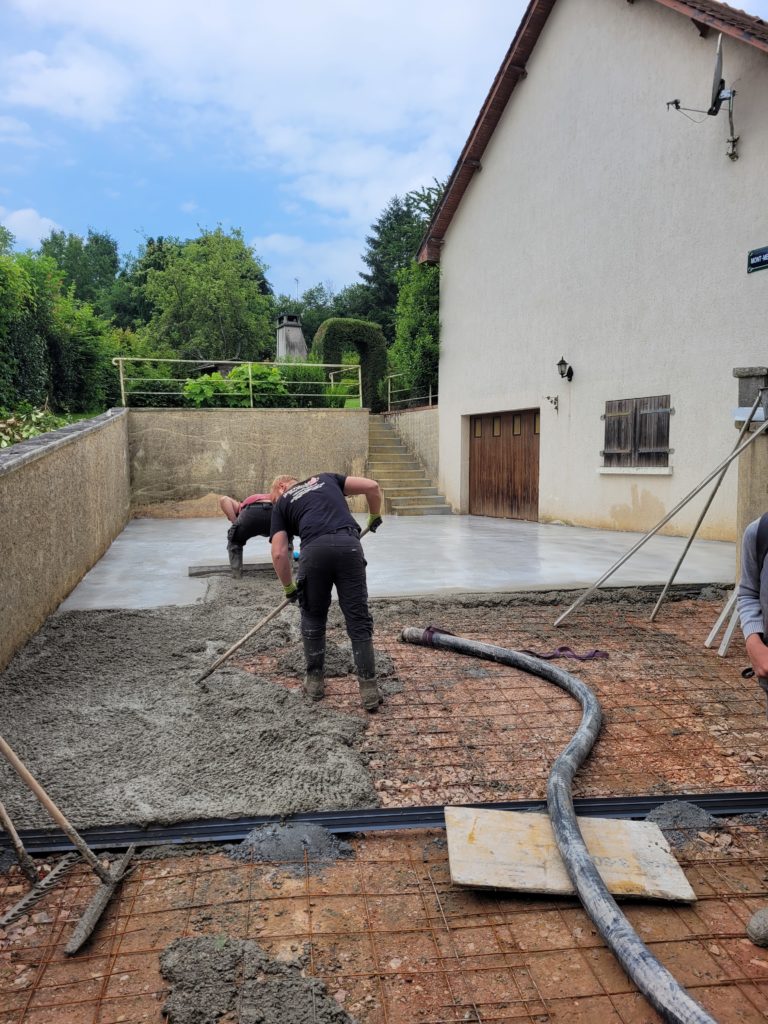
[312,317,386,412]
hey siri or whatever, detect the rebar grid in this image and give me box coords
[3,826,768,1023]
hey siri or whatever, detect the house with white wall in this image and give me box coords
[419,0,768,540]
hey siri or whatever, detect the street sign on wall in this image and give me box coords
[748,246,768,273]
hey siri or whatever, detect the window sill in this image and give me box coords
[598,467,673,476]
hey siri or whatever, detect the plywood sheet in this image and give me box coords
[445,807,696,903]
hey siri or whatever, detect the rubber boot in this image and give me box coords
[227,543,243,579]
[303,633,326,702]
[226,525,243,579]
[352,639,381,712]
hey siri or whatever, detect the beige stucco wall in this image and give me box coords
[438,0,768,540]
[0,410,130,671]
[384,406,439,483]
[128,409,370,508]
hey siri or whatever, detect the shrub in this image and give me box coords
[312,318,386,412]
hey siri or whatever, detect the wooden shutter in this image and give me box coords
[602,395,671,468]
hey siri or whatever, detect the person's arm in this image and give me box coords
[343,476,382,515]
[737,520,768,676]
[271,531,293,588]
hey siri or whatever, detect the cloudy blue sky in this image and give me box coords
[1,0,767,297]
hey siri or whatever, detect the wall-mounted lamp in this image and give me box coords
[557,356,574,382]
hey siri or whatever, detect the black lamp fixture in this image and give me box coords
[557,356,574,382]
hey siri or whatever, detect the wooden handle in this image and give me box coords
[0,734,111,883]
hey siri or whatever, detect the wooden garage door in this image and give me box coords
[469,409,540,520]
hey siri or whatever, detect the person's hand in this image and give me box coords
[283,581,301,603]
[367,513,383,533]
[746,633,768,679]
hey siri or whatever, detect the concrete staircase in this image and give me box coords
[368,415,452,516]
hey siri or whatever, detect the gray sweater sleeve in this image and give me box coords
[737,518,765,640]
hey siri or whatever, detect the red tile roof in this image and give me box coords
[417,0,768,263]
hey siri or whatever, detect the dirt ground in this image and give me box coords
[3,581,768,1021]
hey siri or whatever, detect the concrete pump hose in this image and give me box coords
[400,626,717,1024]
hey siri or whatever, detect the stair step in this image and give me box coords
[389,495,450,508]
[391,505,453,516]
[382,486,438,497]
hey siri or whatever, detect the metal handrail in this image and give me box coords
[111,357,362,408]
[385,373,437,412]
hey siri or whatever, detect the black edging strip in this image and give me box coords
[5,790,768,854]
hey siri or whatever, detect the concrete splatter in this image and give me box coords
[160,936,357,1024]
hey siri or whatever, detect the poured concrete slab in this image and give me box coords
[445,806,696,902]
[60,514,735,611]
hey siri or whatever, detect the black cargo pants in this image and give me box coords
[227,502,272,547]
[297,530,373,642]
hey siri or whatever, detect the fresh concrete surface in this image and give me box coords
[60,514,736,611]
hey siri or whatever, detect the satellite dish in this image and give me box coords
[708,33,725,115]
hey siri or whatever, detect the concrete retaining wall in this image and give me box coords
[0,410,130,671]
[384,406,439,482]
[128,409,370,508]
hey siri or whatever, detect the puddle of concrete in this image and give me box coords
[161,936,357,1024]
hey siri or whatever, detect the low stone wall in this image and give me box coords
[128,409,370,510]
[383,405,439,482]
[0,410,130,671]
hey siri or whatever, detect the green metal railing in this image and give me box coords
[111,358,362,408]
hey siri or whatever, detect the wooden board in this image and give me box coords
[445,807,696,903]
[188,563,274,577]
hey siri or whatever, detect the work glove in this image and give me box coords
[367,513,383,533]
[283,581,301,603]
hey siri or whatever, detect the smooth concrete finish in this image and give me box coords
[0,410,130,668]
[60,514,735,611]
[127,408,369,509]
[436,0,768,541]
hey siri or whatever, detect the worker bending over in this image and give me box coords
[269,473,383,711]
[219,492,273,578]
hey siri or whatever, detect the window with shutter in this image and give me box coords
[602,395,671,468]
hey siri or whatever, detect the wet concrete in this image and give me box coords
[161,936,355,1024]
[0,575,379,830]
[225,822,353,871]
[645,800,722,848]
[60,514,735,611]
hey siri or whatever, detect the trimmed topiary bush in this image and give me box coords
[312,317,386,412]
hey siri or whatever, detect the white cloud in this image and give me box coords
[0,206,61,245]
[3,0,521,228]
[180,200,198,213]
[2,39,132,126]
[252,232,364,297]
[0,114,39,147]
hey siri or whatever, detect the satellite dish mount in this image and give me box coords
[666,33,739,160]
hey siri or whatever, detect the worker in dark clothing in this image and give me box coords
[269,473,383,711]
[219,493,273,579]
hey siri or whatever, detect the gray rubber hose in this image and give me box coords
[400,626,717,1024]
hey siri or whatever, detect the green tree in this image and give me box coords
[0,225,14,256]
[39,229,120,313]
[358,180,444,344]
[389,261,439,402]
[143,227,274,360]
[104,236,181,330]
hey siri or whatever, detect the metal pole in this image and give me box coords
[554,416,768,627]
[117,359,126,407]
[248,362,253,408]
[650,390,764,621]
[358,365,363,408]
[388,376,392,412]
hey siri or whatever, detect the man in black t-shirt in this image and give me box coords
[269,473,383,711]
